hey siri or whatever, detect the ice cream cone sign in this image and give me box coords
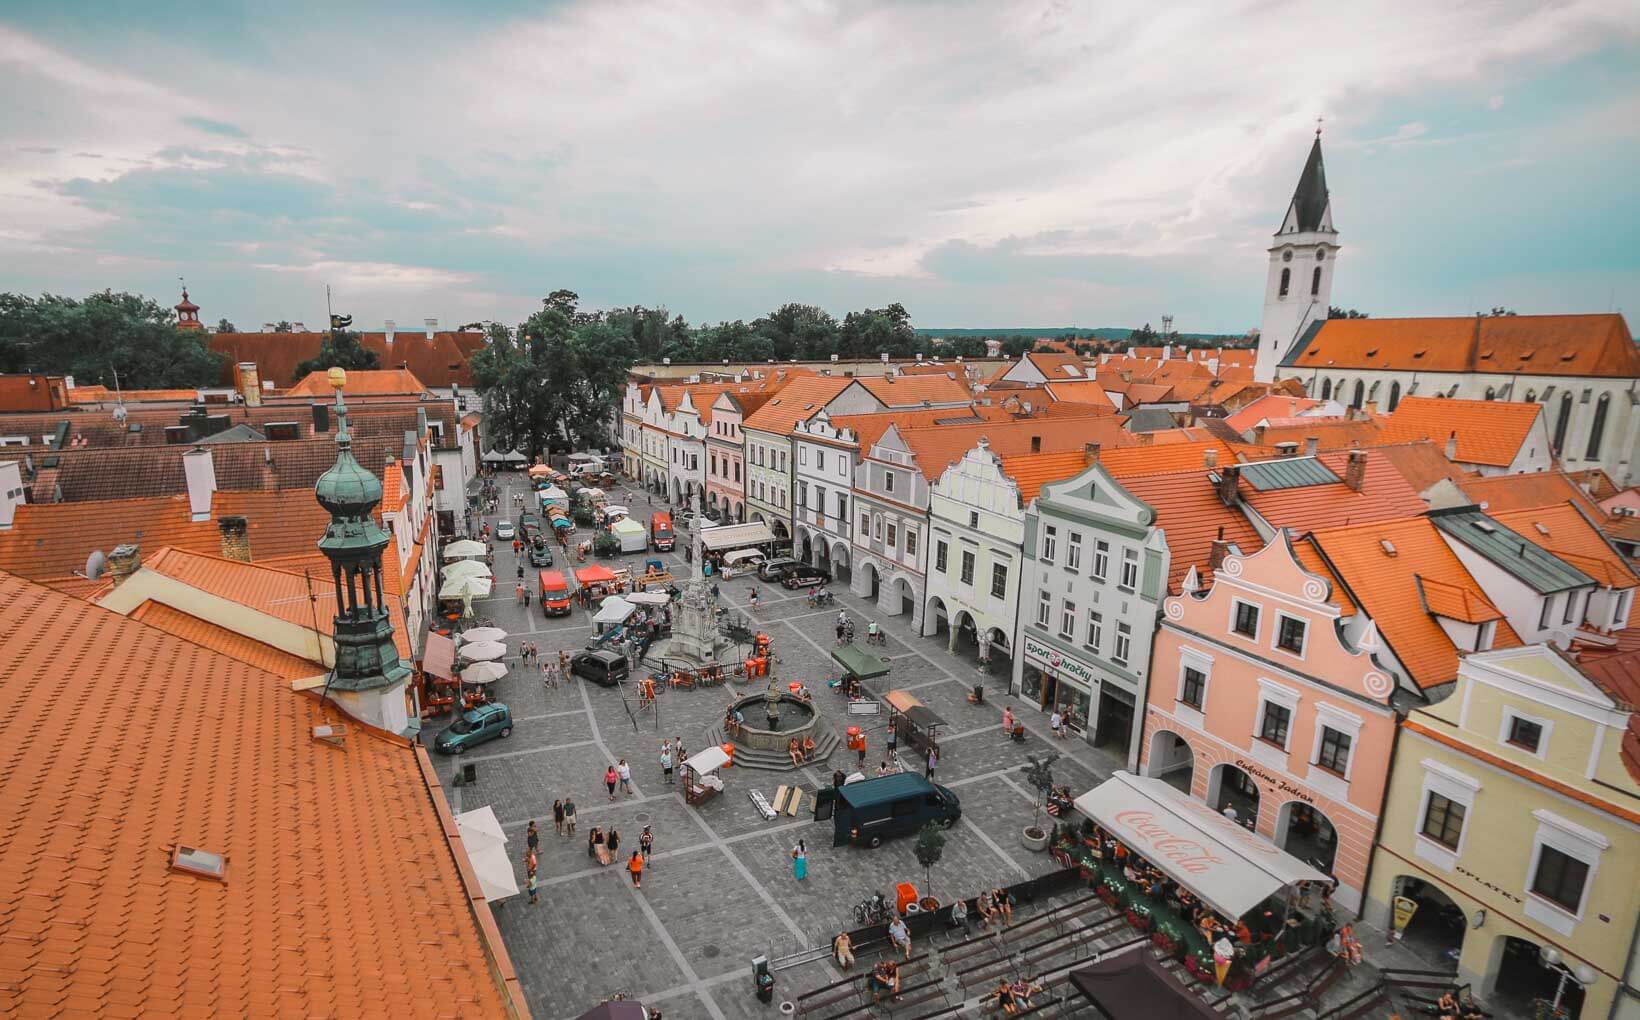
[1213,937,1235,986]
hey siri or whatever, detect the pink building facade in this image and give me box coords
[705,392,748,523]
[1139,534,1398,914]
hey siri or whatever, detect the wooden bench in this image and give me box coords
[815,1002,877,1020]
[905,1006,964,1020]
[957,953,1019,996]
[938,929,999,966]
[795,972,866,1019]
[874,976,946,1014]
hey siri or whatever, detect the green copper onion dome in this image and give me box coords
[313,368,383,520]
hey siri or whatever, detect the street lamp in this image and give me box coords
[1538,947,1597,1014]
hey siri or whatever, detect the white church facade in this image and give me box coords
[1253,136,1639,484]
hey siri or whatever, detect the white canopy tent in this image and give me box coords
[442,539,488,560]
[593,596,637,626]
[625,591,671,607]
[701,521,776,551]
[461,661,509,685]
[684,746,730,776]
[454,806,520,902]
[438,574,492,600]
[441,559,492,582]
[1073,772,1331,921]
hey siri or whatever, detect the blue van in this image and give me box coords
[433,703,513,754]
[819,772,961,848]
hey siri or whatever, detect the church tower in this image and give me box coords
[1254,131,1339,383]
[314,368,412,732]
[174,287,203,331]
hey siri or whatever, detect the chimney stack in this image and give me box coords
[1203,447,1218,469]
[1083,443,1101,467]
[218,515,251,561]
[424,317,438,340]
[182,447,217,522]
[1345,449,1368,492]
[1254,424,1267,445]
[1216,464,1241,506]
[1444,430,1458,461]
[385,319,396,345]
[108,543,141,584]
[1275,440,1299,458]
[1209,526,1231,571]
[1304,436,1319,457]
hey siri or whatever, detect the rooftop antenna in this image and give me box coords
[109,365,127,423]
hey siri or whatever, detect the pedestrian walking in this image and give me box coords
[563,796,577,834]
[527,819,540,853]
[1002,705,1014,738]
[515,582,526,605]
[528,871,539,904]
[604,764,618,800]
[674,737,687,764]
[629,850,644,888]
[640,825,654,857]
[660,744,674,784]
[926,747,938,778]
[552,800,564,836]
[748,587,759,611]
[1049,708,1062,739]
[607,829,621,856]
[523,588,532,608]
[791,839,808,881]
[617,758,633,796]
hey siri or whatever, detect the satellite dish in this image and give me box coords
[111,403,128,423]
[85,549,108,580]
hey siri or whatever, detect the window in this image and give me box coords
[1041,525,1058,563]
[1310,266,1321,296]
[1563,591,1577,624]
[1507,715,1544,753]
[1119,548,1138,590]
[1420,794,1466,851]
[1276,615,1307,655]
[779,451,786,471]
[734,463,741,482]
[960,550,975,585]
[1316,727,1352,774]
[1093,541,1109,581]
[800,447,808,465]
[886,523,897,548]
[861,512,871,536]
[873,516,883,540]
[969,511,979,528]
[1321,378,1333,400]
[1538,596,1554,630]
[1586,393,1609,460]
[1067,532,1083,571]
[815,486,826,518]
[1180,666,1205,709]
[905,530,917,556]
[1114,622,1131,665]
[1351,379,1364,410]
[1061,601,1077,640]
[1553,393,1573,454]
[1086,610,1103,652]
[816,450,825,471]
[1036,591,1051,628]
[884,471,895,494]
[991,563,1007,599]
[1531,846,1590,914]
[836,493,846,519]
[710,454,717,475]
[935,540,949,573]
[1258,701,1291,746]
[1278,267,1291,297]
[1233,601,1260,638]
[797,482,807,508]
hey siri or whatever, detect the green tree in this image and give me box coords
[0,289,226,388]
[914,821,946,898]
[754,303,839,360]
[294,329,380,377]
[1327,307,1369,319]
[215,317,238,333]
[1000,336,1034,358]
[273,320,294,332]
[838,303,916,359]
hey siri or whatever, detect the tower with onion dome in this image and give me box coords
[315,367,411,731]
[174,287,203,330]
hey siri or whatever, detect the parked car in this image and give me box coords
[528,542,554,567]
[780,565,831,588]
[756,557,803,582]
[570,649,630,687]
[495,520,516,540]
[433,703,513,755]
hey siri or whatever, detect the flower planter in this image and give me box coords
[919,896,940,912]
[1020,826,1050,852]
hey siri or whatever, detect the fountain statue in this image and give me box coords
[662,489,731,665]
[764,680,783,729]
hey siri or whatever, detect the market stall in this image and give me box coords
[593,595,637,636]
[682,745,729,806]
[574,564,624,601]
[883,689,946,757]
[829,642,892,698]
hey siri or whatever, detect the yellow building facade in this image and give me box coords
[1367,645,1640,1019]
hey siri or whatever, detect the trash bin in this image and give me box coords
[753,955,773,1003]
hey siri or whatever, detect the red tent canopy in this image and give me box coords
[575,565,617,584]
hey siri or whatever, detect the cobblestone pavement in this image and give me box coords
[441,473,1127,1018]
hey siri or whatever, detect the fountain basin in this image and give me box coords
[727,692,819,751]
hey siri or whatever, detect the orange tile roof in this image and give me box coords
[997,451,1089,502]
[1043,379,1116,411]
[741,377,857,434]
[859,374,971,406]
[379,460,406,514]
[1370,441,1471,496]
[1239,450,1427,534]
[1025,352,1091,380]
[1223,396,1326,432]
[67,386,202,405]
[210,330,483,388]
[1308,518,1524,688]
[1164,377,1216,403]
[895,416,1137,481]
[284,367,430,397]
[1246,417,1385,451]
[1286,313,1639,377]
[1456,471,1606,520]
[1567,468,1622,501]
[1378,396,1544,467]
[1485,503,1639,589]
[1119,469,1265,593]
[1416,575,1505,623]
[0,570,523,1018]
[1098,440,1235,478]
[129,600,322,678]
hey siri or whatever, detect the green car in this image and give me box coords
[433,703,513,754]
[528,542,554,567]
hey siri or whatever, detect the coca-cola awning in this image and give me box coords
[1073,772,1331,920]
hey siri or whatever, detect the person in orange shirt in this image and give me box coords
[628,850,644,889]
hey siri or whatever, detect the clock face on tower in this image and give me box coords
[1282,250,1293,262]
[1317,250,1326,261]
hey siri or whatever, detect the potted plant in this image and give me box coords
[1019,752,1060,852]
[915,821,946,912]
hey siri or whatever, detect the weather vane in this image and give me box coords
[1315,116,1324,138]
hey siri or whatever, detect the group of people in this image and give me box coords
[603,760,634,800]
[1425,988,1489,1020]
[786,735,818,766]
[989,975,1046,1014]
[584,825,653,887]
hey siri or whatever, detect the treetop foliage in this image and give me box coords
[0,289,225,389]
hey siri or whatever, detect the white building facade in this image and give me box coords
[792,412,859,581]
[850,426,930,632]
[924,439,1026,677]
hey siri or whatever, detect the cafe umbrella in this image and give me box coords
[442,539,489,560]
[459,626,509,645]
[441,559,492,582]
[458,641,508,663]
[461,661,509,685]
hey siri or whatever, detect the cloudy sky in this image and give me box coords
[2,1,1637,334]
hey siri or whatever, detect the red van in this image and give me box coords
[650,511,674,552]
[539,570,573,617]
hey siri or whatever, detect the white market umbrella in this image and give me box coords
[459,626,509,644]
[461,661,509,685]
[454,806,520,902]
[442,559,493,581]
[459,640,508,662]
[443,539,488,560]
[439,574,492,600]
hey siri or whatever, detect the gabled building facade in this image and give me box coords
[850,424,933,631]
[792,411,861,579]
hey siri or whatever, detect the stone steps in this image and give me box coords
[706,726,840,772]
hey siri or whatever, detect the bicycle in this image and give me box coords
[853,893,892,926]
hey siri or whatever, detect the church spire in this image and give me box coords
[1279,134,1332,235]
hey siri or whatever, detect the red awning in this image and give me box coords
[575,565,617,584]
[424,632,456,681]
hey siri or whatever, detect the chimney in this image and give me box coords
[385,319,396,345]
[1275,440,1299,458]
[1203,447,1218,469]
[182,447,217,522]
[1304,436,1319,457]
[424,317,438,340]
[1345,449,1368,492]
[218,515,251,561]
[108,543,141,584]
[1084,443,1101,467]
[1209,526,1231,571]
[1444,430,1458,461]
[1217,464,1241,506]
[1254,425,1267,445]
[0,460,22,530]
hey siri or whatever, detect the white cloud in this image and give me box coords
[254,260,474,290]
